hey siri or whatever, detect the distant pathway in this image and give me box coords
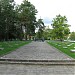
[0,41,73,60]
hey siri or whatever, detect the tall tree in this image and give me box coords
[0,0,16,41]
[0,0,37,41]
[17,0,37,40]
[51,14,70,41]
[36,18,45,39]
[43,26,52,40]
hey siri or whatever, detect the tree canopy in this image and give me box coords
[36,18,45,39]
[0,0,72,41]
[43,26,52,40]
[0,0,38,41]
[69,32,75,40]
[51,14,70,41]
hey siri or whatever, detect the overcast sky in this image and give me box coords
[15,0,75,32]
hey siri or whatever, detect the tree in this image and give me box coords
[36,18,45,39]
[43,26,52,40]
[69,32,75,40]
[0,0,38,41]
[0,0,16,41]
[51,14,70,41]
[17,0,37,40]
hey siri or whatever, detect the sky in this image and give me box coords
[15,0,75,32]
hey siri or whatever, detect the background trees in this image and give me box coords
[0,0,16,41]
[36,18,45,39]
[0,0,72,41]
[43,27,52,40]
[51,14,70,41]
[69,32,75,40]
[17,0,37,40]
[0,0,37,41]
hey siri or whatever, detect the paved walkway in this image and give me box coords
[0,41,75,75]
[0,41,73,60]
[0,64,74,75]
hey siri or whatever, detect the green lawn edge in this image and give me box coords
[0,41,32,56]
[47,41,75,59]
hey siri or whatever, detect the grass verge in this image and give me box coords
[0,41,31,56]
[47,40,75,59]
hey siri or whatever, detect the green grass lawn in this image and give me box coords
[47,40,75,59]
[0,41,31,56]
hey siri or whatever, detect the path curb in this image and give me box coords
[0,58,75,65]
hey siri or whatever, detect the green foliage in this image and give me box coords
[0,0,16,41]
[43,27,52,40]
[0,0,37,41]
[17,0,37,40]
[36,19,45,39]
[69,32,75,40]
[51,14,70,41]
